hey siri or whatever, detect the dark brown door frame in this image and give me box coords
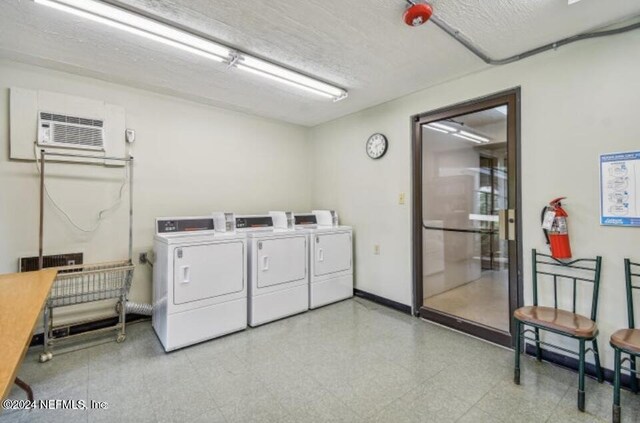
[411,87,523,348]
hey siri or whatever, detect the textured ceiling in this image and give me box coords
[1,0,639,126]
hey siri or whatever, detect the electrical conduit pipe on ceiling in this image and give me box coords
[404,0,640,66]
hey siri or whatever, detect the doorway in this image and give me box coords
[412,89,522,347]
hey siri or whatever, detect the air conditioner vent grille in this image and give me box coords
[52,124,103,148]
[38,111,105,151]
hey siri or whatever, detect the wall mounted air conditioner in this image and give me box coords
[38,111,105,151]
[10,87,126,164]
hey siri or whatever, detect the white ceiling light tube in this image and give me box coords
[34,0,348,101]
[238,56,347,101]
[424,124,449,134]
[453,133,483,144]
[35,0,231,62]
[458,130,490,143]
[429,122,457,132]
[236,64,335,99]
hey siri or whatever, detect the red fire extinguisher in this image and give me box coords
[541,197,572,259]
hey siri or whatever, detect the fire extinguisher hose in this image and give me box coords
[540,206,551,245]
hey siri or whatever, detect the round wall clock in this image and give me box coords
[366,133,388,159]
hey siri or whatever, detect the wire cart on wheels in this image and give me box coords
[37,151,135,363]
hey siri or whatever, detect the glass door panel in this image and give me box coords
[421,106,510,333]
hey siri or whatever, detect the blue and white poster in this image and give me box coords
[600,151,640,227]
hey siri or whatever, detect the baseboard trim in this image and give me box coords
[29,314,149,347]
[525,344,638,391]
[354,289,412,315]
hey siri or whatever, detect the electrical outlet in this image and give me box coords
[139,252,148,264]
[399,192,406,205]
[374,245,380,255]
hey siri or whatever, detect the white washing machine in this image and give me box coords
[272,210,353,309]
[152,216,247,352]
[215,213,309,327]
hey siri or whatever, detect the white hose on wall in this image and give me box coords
[125,301,153,316]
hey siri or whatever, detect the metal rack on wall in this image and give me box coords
[37,150,135,362]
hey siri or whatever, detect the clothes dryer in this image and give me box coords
[152,216,247,351]
[215,213,309,326]
[272,210,353,309]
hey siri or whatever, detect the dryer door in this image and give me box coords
[314,232,352,276]
[173,241,244,305]
[257,236,307,288]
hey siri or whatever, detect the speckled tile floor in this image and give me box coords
[2,298,638,422]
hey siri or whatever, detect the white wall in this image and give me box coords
[0,60,311,324]
[2,29,639,370]
[310,30,640,369]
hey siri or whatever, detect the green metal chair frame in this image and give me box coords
[514,249,604,412]
[611,259,640,423]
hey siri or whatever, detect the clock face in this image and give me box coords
[366,133,388,159]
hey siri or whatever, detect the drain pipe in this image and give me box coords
[404,1,640,66]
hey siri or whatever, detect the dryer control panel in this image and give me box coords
[294,214,317,225]
[156,217,214,234]
[236,216,273,229]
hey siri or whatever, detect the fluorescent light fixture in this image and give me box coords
[429,122,457,132]
[459,130,490,143]
[424,124,449,134]
[453,133,483,144]
[34,0,348,101]
[35,0,230,62]
[240,56,346,99]
[236,64,335,99]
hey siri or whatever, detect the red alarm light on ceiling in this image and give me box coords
[403,3,433,27]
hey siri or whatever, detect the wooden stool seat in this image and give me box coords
[514,306,597,338]
[610,328,640,355]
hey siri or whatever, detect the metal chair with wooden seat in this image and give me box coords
[514,249,604,412]
[611,259,640,423]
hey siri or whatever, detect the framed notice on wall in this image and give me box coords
[600,151,640,226]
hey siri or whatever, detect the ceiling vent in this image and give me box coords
[38,111,105,151]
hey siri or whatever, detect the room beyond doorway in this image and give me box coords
[412,89,522,347]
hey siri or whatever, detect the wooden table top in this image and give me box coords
[0,269,57,400]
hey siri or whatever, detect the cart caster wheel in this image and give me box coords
[39,352,53,363]
[116,334,126,343]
